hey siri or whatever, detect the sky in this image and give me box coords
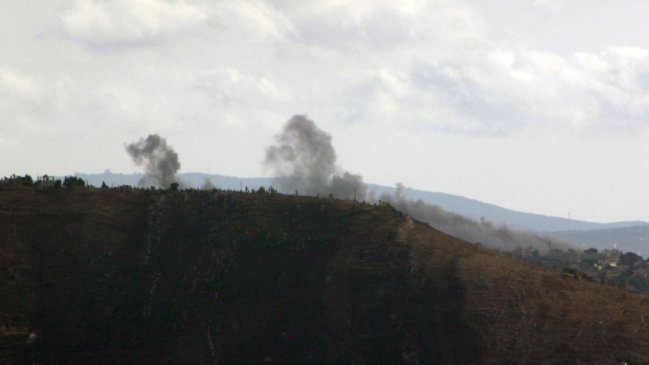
[3,0,649,223]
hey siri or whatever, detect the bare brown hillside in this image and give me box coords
[1,188,649,364]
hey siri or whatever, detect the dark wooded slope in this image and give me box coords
[1,189,648,364]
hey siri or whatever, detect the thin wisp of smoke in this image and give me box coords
[380,184,573,253]
[126,134,180,189]
[264,115,366,200]
[201,178,215,190]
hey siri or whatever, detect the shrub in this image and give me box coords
[63,176,86,188]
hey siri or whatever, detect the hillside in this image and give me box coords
[3,189,649,363]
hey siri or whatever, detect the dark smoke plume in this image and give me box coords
[126,134,180,188]
[264,115,366,200]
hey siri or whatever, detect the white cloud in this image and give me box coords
[275,0,485,51]
[347,45,649,135]
[0,68,40,100]
[54,0,649,136]
[61,0,208,47]
[209,1,294,40]
[531,0,563,10]
[189,67,290,129]
[195,67,287,105]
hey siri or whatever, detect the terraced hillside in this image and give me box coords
[2,188,649,364]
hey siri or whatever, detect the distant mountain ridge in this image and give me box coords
[369,185,648,232]
[75,171,648,233]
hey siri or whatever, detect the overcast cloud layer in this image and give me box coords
[3,0,649,222]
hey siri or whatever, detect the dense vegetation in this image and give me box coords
[516,246,649,293]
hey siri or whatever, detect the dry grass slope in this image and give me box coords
[1,188,649,364]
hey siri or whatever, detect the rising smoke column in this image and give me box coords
[265,115,571,253]
[126,134,180,188]
[264,115,366,200]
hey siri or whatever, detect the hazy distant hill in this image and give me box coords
[4,188,649,363]
[76,171,648,233]
[548,225,649,256]
[370,185,648,232]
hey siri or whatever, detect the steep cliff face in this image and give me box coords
[2,189,649,364]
